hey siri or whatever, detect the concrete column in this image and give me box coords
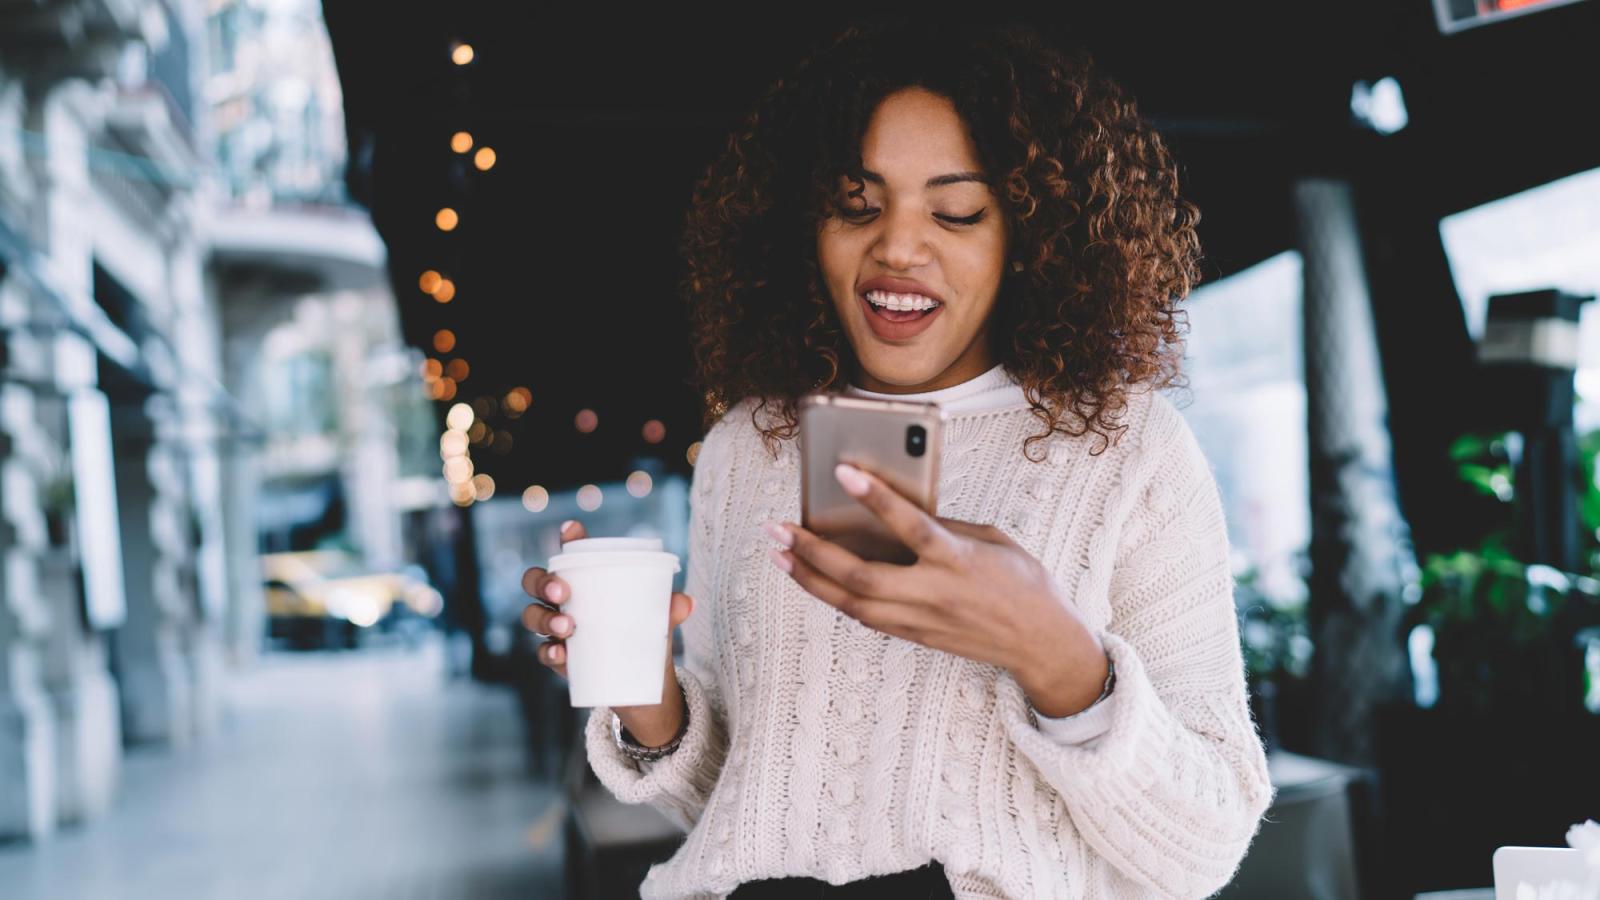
[0,378,59,840]
[1294,177,1417,765]
[110,399,194,748]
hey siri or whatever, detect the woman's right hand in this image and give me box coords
[521,520,696,746]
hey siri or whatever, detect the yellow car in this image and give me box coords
[263,550,443,648]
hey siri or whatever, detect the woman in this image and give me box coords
[523,18,1274,899]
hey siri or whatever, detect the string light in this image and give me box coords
[575,409,598,433]
[642,419,666,444]
[439,430,469,459]
[421,358,443,380]
[438,377,457,401]
[445,358,470,382]
[446,402,474,431]
[626,471,653,498]
[450,131,473,153]
[470,473,496,501]
[687,441,702,466]
[576,484,603,511]
[449,482,475,507]
[443,456,474,484]
[521,485,549,513]
[474,147,496,171]
[435,208,459,232]
[432,278,456,303]
[451,42,475,65]
[419,270,442,294]
[433,330,456,353]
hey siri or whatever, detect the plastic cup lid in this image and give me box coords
[559,537,663,554]
[547,549,680,573]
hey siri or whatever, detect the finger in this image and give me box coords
[539,639,567,676]
[835,463,960,563]
[778,548,924,641]
[938,517,1012,546]
[668,592,695,630]
[560,519,588,544]
[520,603,574,638]
[521,566,546,598]
[772,520,914,602]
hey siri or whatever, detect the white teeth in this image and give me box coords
[865,290,939,311]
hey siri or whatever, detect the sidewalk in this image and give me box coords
[0,637,564,899]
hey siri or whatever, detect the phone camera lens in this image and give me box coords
[906,425,926,457]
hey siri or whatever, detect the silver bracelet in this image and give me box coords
[611,683,690,763]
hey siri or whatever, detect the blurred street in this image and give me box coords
[0,638,564,900]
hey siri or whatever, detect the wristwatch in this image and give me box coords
[611,683,690,763]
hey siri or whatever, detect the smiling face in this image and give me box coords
[816,86,1009,394]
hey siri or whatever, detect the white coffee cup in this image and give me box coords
[546,536,682,707]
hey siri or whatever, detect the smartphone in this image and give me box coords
[798,392,945,565]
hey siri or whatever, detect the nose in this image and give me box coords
[870,204,933,271]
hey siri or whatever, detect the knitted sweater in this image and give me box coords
[583,383,1275,899]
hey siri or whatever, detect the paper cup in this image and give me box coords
[547,537,681,707]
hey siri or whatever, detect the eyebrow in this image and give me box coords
[859,168,989,189]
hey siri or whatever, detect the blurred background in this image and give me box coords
[0,2,1595,898]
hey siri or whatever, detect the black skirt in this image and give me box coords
[727,860,954,899]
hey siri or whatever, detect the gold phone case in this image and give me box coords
[798,393,945,565]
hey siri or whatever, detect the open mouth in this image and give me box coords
[862,289,941,322]
[857,289,944,341]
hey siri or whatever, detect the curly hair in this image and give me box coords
[680,18,1200,462]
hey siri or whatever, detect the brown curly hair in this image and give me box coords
[681,18,1200,462]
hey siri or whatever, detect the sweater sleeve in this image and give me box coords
[994,402,1275,899]
[582,419,732,834]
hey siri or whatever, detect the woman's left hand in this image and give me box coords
[763,462,1106,709]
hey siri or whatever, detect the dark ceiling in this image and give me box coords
[322,1,1600,497]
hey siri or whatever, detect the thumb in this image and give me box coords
[668,591,695,630]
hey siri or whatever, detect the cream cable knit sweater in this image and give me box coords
[583,384,1274,899]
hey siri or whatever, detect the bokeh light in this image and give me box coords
[419,270,442,294]
[443,456,474,484]
[449,481,476,507]
[574,408,598,433]
[626,470,653,498]
[503,387,531,416]
[438,377,457,401]
[576,484,603,512]
[445,358,470,382]
[521,485,549,513]
[421,358,443,380]
[472,396,497,419]
[432,329,456,353]
[492,430,512,453]
[467,420,488,444]
[435,207,459,231]
[425,379,446,400]
[642,419,666,444]
[450,131,473,153]
[446,402,474,432]
[473,147,496,171]
[451,43,474,65]
[470,473,496,501]
[439,429,469,459]
[686,441,702,466]
[431,278,456,303]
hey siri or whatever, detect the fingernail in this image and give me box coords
[547,581,565,602]
[835,463,869,497]
[769,548,793,574]
[560,520,577,535]
[552,616,571,636]
[762,520,793,548]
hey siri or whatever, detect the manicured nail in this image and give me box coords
[835,463,869,497]
[552,616,571,636]
[762,520,793,548]
[560,520,577,535]
[769,548,793,574]
[547,581,566,602]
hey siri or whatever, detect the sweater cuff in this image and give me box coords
[1031,689,1117,746]
[583,663,728,829]
[997,632,1177,798]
